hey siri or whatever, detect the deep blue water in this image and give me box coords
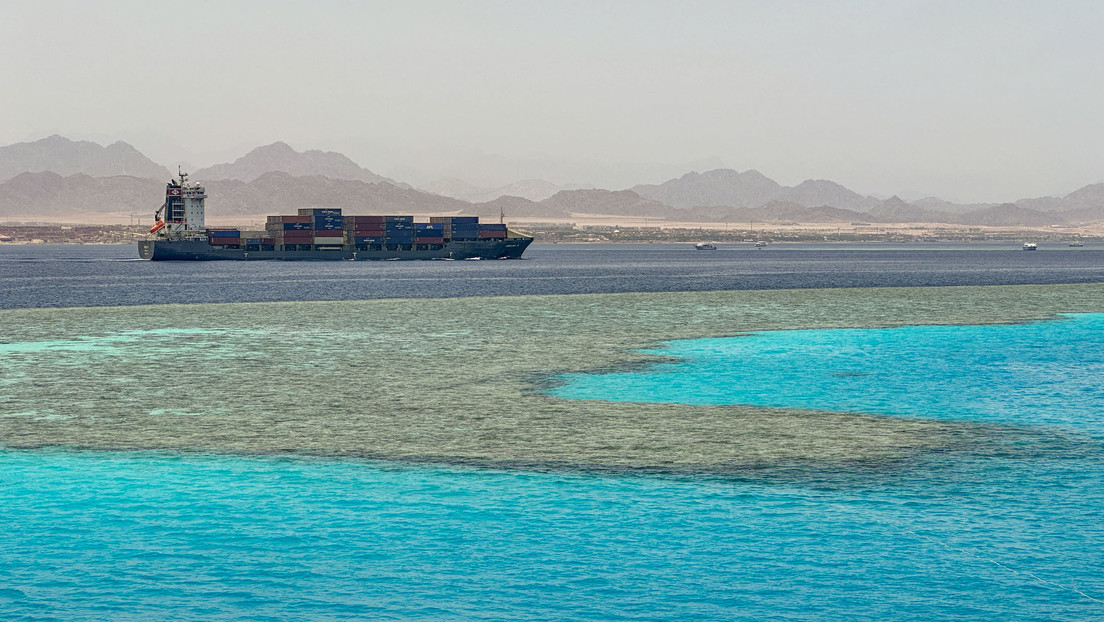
[3,244,1104,620]
[2,242,1103,309]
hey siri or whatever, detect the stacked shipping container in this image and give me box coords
[219,209,509,249]
[207,228,241,246]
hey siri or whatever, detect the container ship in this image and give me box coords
[138,173,533,260]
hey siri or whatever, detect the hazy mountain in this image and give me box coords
[0,171,162,217]
[541,189,673,218]
[784,179,878,212]
[2,137,1101,227]
[200,172,464,216]
[676,201,871,224]
[469,195,562,220]
[631,168,881,212]
[420,177,577,203]
[194,142,402,186]
[0,171,465,219]
[743,201,868,223]
[1015,195,1067,213]
[950,203,1057,227]
[632,169,783,209]
[1062,183,1104,211]
[0,135,171,183]
[418,177,485,200]
[386,150,726,192]
[868,196,952,222]
[910,196,990,215]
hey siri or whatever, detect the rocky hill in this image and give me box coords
[469,195,557,220]
[1,136,1100,226]
[0,135,171,183]
[631,169,783,209]
[200,173,464,216]
[420,177,574,203]
[951,203,1058,227]
[194,142,401,186]
[541,189,672,218]
[0,172,162,217]
[631,168,877,211]
[0,171,466,219]
[784,179,877,212]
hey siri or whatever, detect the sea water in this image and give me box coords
[2,247,1104,620]
[3,243,1103,309]
[4,312,1103,620]
[551,313,1104,429]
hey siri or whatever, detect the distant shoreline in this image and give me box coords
[2,215,1101,245]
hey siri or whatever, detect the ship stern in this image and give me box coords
[138,240,156,260]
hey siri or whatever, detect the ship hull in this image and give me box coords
[139,237,532,261]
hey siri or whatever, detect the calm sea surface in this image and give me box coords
[2,242,1103,309]
[2,243,1103,620]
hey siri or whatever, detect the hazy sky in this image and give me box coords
[2,0,1102,201]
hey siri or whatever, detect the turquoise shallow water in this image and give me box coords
[2,449,1102,621]
[553,313,1104,432]
[3,312,1103,619]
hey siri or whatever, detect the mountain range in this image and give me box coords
[0,135,170,183]
[1,135,1101,226]
[193,141,403,187]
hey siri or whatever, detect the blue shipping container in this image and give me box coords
[207,229,241,237]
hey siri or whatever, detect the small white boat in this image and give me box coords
[755,240,768,248]
[694,242,717,251]
[1069,241,1084,247]
[1023,242,1037,251]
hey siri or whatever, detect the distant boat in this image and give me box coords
[755,241,768,248]
[694,242,717,251]
[1069,241,1084,247]
[1023,242,1037,251]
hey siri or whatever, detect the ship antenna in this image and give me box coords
[500,203,505,225]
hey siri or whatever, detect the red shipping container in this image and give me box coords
[281,215,312,223]
[208,238,241,245]
[415,237,445,244]
[478,230,507,239]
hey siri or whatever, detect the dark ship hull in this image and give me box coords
[138,237,532,261]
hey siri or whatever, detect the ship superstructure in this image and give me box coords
[149,171,208,240]
[139,172,533,261]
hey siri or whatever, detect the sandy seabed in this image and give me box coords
[3,283,1102,481]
